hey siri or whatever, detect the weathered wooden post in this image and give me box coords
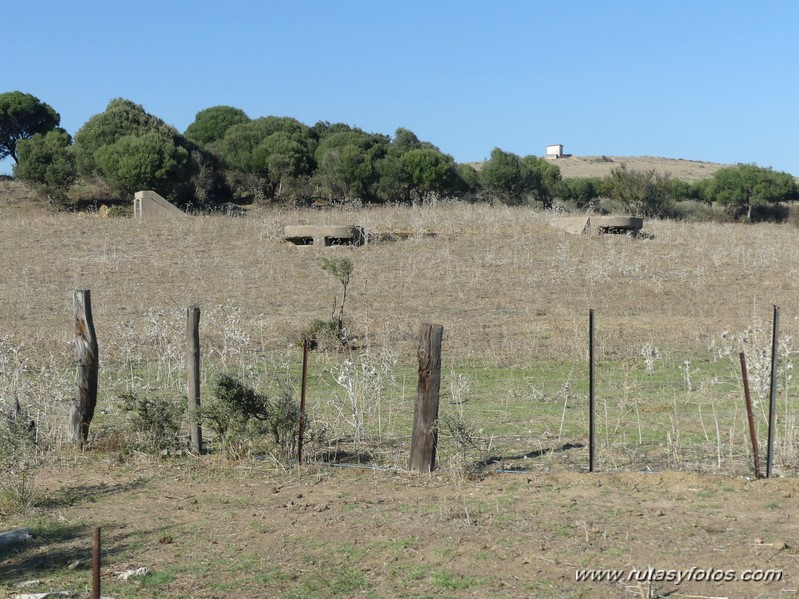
[70,290,99,445]
[409,323,443,473]
[187,305,202,454]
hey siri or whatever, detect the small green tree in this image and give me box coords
[321,257,354,334]
[184,105,250,149]
[14,129,77,204]
[479,147,532,204]
[215,117,316,202]
[520,155,561,208]
[401,147,459,203]
[707,163,797,221]
[558,177,602,208]
[93,131,191,199]
[603,164,675,217]
[313,126,388,202]
[74,98,230,205]
[479,148,560,206]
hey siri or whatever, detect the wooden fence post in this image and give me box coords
[409,324,443,473]
[187,305,202,454]
[70,290,99,445]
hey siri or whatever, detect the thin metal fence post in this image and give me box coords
[92,526,101,599]
[589,309,595,473]
[766,305,780,478]
[739,352,762,479]
[298,338,309,465]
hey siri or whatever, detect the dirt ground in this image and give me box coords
[1,457,797,598]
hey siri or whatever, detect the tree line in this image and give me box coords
[2,90,797,221]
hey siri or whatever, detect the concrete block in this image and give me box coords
[133,190,186,218]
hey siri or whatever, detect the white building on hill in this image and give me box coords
[546,144,564,159]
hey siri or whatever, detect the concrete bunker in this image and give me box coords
[550,216,643,237]
[284,225,365,247]
[133,190,186,218]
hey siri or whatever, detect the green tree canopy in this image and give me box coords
[401,147,459,202]
[707,163,797,221]
[454,163,480,196]
[0,91,61,164]
[313,126,390,201]
[558,177,602,208]
[520,155,561,207]
[94,131,190,199]
[373,128,462,203]
[74,98,230,205]
[14,129,76,203]
[184,106,249,148]
[603,164,676,217]
[215,116,317,201]
[74,98,180,173]
[479,148,555,205]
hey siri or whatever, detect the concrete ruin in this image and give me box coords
[550,216,643,237]
[284,225,364,247]
[133,190,186,218]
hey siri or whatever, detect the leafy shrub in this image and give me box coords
[106,204,131,218]
[672,200,724,222]
[557,177,602,208]
[121,393,185,454]
[202,374,300,459]
[0,402,39,513]
[268,383,302,456]
[303,317,351,351]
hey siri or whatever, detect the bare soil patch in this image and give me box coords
[1,458,797,598]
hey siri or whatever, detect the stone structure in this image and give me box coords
[550,216,644,237]
[284,225,364,247]
[133,190,186,218]
[546,144,564,159]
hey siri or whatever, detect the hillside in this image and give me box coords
[468,155,729,182]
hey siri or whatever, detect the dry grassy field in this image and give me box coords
[1,179,799,598]
[468,155,730,181]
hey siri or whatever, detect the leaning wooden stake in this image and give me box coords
[740,352,762,479]
[70,290,99,445]
[187,305,202,454]
[409,324,443,473]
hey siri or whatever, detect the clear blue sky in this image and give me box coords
[3,1,798,175]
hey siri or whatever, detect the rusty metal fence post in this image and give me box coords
[766,305,780,478]
[589,309,596,473]
[739,352,762,479]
